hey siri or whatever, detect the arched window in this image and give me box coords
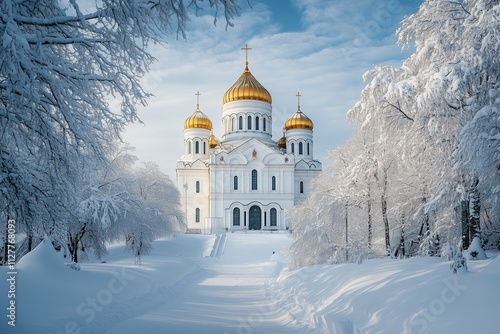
[195,208,200,223]
[239,116,243,130]
[232,117,235,131]
[251,169,257,190]
[195,141,199,154]
[234,176,238,190]
[196,181,200,193]
[255,116,259,130]
[263,118,266,132]
[247,115,252,130]
[307,142,310,155]
[299,142,303,155]
[203,141,206,154]
[188,141,192,154]
[271,176,276,191]
[270,208,277,227]
[291,142,295,154]
[233,208,240,226]
[300,181,304,194]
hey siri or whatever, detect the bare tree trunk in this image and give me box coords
[68,223,86,263]
[469,176,480,240]
[380,170,390,255]
[395,214,406,258]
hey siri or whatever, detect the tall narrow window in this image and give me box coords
[251,169,257,190]
[263,118,266,132]
[255,116,259,130]
[234,176,238,190]
[307,142,310,155]
[188,141,192,154]
[239,116,243,130]
[299,142,303,155]
[272,176,276,191]
[270,208,277,227]
[232,117,235,131]
[300,181,304,194]
[233,208,240,226]
[195,141,199,154]
[203,141,206,154]
[247,115,252,130]
[291,142,295,154]
[195,208,200,223]
[196,181,200,193]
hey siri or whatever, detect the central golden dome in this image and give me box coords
[223,65,272,104]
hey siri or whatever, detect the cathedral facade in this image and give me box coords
[176,47,322,233]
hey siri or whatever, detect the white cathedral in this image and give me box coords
[176,45,322,233]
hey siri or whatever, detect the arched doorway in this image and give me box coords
[249,205,262,230]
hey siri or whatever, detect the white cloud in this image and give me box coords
[123,0,421,179]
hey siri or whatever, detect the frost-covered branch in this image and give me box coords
[383,99,414,122]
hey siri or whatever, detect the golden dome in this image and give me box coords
[277,136,286,149]
[184,91,213,130]
[223,65,272,104]
[209,132,219,148]
[285,108,314,131]
[184,109,213,130]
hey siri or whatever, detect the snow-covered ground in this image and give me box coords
[1,232,499,333]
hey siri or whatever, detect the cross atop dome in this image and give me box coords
[195,91,201,110]
[241,43,252,67]
[296,92,302,111]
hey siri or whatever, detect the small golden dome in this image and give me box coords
[285,92,313,131]
[184,91,213,130]
[223,65,272,104]
[184,109,213,130]
[285,108,314,131]
[209,132,219,148]
[277,136,286,149]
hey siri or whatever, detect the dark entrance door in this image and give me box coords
[249,205,262,230]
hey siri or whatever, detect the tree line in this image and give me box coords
[288,0,500,269]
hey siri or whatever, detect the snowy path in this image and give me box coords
[3,232,499,333]
[104,232,303,334]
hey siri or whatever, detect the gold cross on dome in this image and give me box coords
[296,92,301,110]
[195,91,201,109]
[241,43,252,65]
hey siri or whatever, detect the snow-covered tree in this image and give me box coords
[0,0,240,263]
[124,161,184,264]
[289,0,500,269]
[60,143,184,263]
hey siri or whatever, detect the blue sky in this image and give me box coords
[123,0,422,179]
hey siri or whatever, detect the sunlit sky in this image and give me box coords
[123,0,422,179]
